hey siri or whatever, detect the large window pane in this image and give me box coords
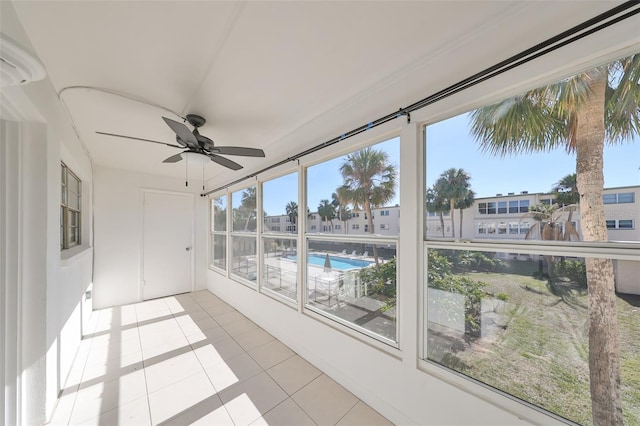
[307,138,400,236]
[211,234,226,270]
[263,172,298,234]
[306,239,397,342]
[212,195,227,232]
[425,55,640,244]
[231,235,256,282]
[232,186,257,232]
[263,237,297,301]
[424,248,640,425]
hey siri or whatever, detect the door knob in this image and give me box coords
[186,247,192,251]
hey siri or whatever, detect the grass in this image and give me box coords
[428,266,639,426]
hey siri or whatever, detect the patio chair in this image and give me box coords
[360,251,368,258]
[350,250,357,257]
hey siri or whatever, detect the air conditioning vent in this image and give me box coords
[0,33,46,87]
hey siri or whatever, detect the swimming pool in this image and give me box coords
[287,254,373,270]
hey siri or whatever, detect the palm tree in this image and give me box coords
[435,168,471,238]
[241,186,257,231]
[317,199,336,232]
[285,201,298,233]
[425,184,450,237]
[552,173,580,241]
[331,192,351,234]
[469,54,640,425]
[337,147,397,265]
[455,189,475,238]
[522,202,580,242]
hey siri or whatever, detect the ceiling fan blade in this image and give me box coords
[162,153,183,163]
[208,154,243,170]
[162,117,199,148]
[211,146,265,157]
[95,131,182,148]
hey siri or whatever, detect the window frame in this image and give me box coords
[60,162,81,250]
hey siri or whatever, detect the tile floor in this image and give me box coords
[48,290,394,426]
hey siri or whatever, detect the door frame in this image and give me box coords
[139,188,195,301]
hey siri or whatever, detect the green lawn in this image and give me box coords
[429,269,640,425]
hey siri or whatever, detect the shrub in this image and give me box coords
[553,259,587,287]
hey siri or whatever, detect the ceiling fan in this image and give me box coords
[96,114,265,170]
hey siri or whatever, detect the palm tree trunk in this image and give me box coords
[459,208,464,238]
[364,201,379,267]
[449,199,456,238]
[575,67,622,425]
[439,212,445,237]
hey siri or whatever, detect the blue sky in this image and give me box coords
[258,113,638,215]
[426,113,639,199]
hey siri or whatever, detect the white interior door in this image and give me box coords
[143,191,193,300]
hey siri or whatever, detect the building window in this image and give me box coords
[604,192,634,204]
[497,201,507,214]
[352,224,359,230]
[335,224,341,230]
[380,210,390,216]
[607,219,634,230]
[61,162,81,250]
[379,223,389,230]
[508,200,519,213]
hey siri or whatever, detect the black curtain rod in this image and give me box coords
[202,0,640,197]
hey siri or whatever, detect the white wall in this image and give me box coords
[92,166,208,309]
[1,2,95,423]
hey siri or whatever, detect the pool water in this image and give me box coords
[287,254,373,270]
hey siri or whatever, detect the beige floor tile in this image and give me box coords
[204,302,237,316]
[74,396,151,426]
[80,360,143,385]
[192,338,245,371]
[234,327,276,352]
[266,354,322,395]
[148,371,216,425]
[161,395,233,426]
[292,374,358,425]
[175,307,211,321]
[47,389,77,425]
[204,352,263,393]
[176,315,219,336]
[251,398,316,426]
[213,309,246,325]
[145,350,205,393]
[336,401,394,426]
[222,317,259,337]
[247,340,295,370]
[186,324,232,346]
[70,369,147,424]
[143,341,189,363]
[196,295,227,309]
[218,372,288,426]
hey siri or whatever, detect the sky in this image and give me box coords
[251,112,637,216]
[426,113,639,199]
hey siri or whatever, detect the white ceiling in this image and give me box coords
[10,1,625,188]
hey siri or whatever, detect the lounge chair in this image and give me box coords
[350,250,357,257]
[360,251,368,258]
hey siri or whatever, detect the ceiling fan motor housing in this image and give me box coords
[186,114,206,128]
